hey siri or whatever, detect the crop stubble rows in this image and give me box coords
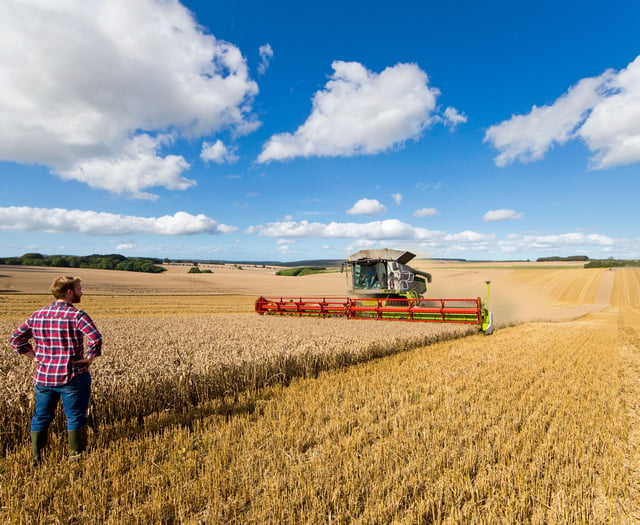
[0,313,472,453]
[1,310,636,523]
[504,268,606,305]
[1,268,639,523]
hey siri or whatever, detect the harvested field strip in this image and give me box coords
[505,268,606,305]
[611,268,640,309]
[1,311,636,523]
[611,269,640,520]
[2,269,638,522]
[0,316,473,453]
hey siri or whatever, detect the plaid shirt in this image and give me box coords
[10,301,102,386]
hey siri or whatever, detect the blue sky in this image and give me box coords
[1,0,640,262]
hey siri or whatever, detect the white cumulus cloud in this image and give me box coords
[347,198,387,216]
[483,209,524,222]
[276,238,294,253]
[59,134,192,201]
[485,55,640,169]
[115,243,137,251]
[0,0,258,198]
[498,232,615,253]
[442,107,468,128]
[258,61,446,162]
[258,43,274,75]
[200,140,239,164]
[0,207,236,235]
[391,193,403,205]
[247,218,493,244]
[578,56,640,168]
[413,207,438,217]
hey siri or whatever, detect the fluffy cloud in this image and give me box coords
[498,232,614,253]
[413,207,438,217]
[578,56,640,168]
[442,107,468,128]
[0,0,258,198]
[115,243,138,251]
[276,238,294,253]
[0,207,236,235]
[483,209,524,222]
[258,61,453,162]
[347,198,387,215]
[247,218,493,244]
[391,193,403,205]
[200,140,239,164]
[485,55,640,169]
[59,134,192,201]
[258,43,274,75]
[245,218,621,259]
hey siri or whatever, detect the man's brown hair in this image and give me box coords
[50,276,81,299]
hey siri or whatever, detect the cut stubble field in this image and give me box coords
[0,263,639,523]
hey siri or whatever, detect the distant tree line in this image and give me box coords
[0,253,166,273]
[584,259,640,268]
[165,258,225,266]
[276,267,327,276]
[536,256,590,262]
[535,255,640,268]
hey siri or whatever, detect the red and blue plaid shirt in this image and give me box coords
[10,301,102,386]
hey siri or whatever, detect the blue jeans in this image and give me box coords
[31,373,92,431]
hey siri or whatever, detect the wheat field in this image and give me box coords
[0,264,639,523]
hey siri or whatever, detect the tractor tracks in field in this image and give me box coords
[616,309,640,521]
[612,269,640,519]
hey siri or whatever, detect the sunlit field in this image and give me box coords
[1,266,639,523]
[0,315,472,454]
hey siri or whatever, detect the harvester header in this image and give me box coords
[256,250,493,334]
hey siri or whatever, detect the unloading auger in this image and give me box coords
[255,249,494,334]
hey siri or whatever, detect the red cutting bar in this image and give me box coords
[255,296,482,324]
[345,298,481,323]
[255,297,350,317]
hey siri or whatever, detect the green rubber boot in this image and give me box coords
[30,430,48,466]
[67,426,87,462]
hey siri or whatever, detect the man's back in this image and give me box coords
[10,300,102,386]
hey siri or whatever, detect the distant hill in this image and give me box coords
[189,257,475,267]
[537,256,590,262]
[185,258,345,268]
[277,259,344,268]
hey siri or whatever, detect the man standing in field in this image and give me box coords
[9,276,102,465]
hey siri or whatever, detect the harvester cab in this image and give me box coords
[342,249,432,299]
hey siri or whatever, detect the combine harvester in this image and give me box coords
[255,249,494,334]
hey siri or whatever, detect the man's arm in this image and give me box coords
[77,312,102,359]
[9,321,35,358]
[21,349,37,361]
